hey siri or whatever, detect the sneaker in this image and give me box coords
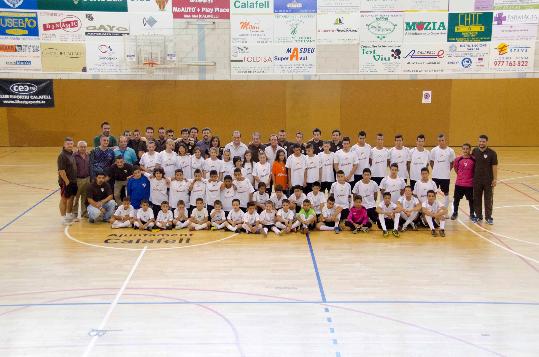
[440,229,446,237]
[470,217,479,223]
[410,222,417,231]
[352,228,358,234]
[383,230,389,237]
[263,228,268,237]
[486,218,494,225]
[334,226,341,234]
[360,226,369,233]
[450,213,458,220]
[392,229,400,238]
[431,229,438,237]
[211,226,217,231]
[400,226,407,232]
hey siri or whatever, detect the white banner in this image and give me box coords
[359,44,402,73]
[494,0,539,9]
[274,13,316,44]
[128,0,173,12]
[86,38,125,73]
[273,45,316,73]
[403,12,448,43]
[360,0,404,11]
[318,0,358,6]
[0,40,41,71]
[404,0,449,10]
[492,10,539,40]
[401,44,445,73]
[445,42,489,72]
[230,0,274,14]
[231,14,273,44]
[489,40,535,71]
[39,11,85,43]
[84,12,130,37]
[129,12,173,35]
[317,7,360,44]
[231,44,274,74]
[360,12,404,43]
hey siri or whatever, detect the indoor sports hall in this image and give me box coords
[1,1,539,357]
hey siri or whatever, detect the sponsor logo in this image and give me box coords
[0,43,39,52]
[233,0,270,10]
[104,232,193,245]
[366,16,397,40]
[239,21,260,30]
[494,12,506,25]
[286,0,301,9]
[98,44,112,53]
[405,21,446,31]
[42,46,83,58]
[496,42,508,55]
[334,17,343,25]
[143,16,157,28]
[454,13,486,33]
[404,49,445,59]
[0,12,38,36]
[461,57,472,68]
[43,15,81,32]
[3,0,24,8]
[362,46,400,62]
[9,82,37,94]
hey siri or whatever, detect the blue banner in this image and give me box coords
[0,11,39,37]
[274,0,316,13]
[0,0,37,10]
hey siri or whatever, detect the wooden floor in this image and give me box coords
[0,147,538,357]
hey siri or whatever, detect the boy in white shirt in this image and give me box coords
[413,167,440,204]
[253,182,270,213]
[270,184,286,210]
[329,170,352,220]
[233,168,255,209]
[429,133,455,210]
[210,200,227,230]
[288,185,307,213]
[139,141,160,176]
[275,199,300,233]
[333,137,358,185]
[306,181,326,217]
[369,133,389,186]
[376,192,401,237]
[220,175,236,214]
[408,134,430,189]
[350,130,371,187]
[319,141,335,194]
[397,186,422,231]
[304,143,322,193]
[204,147,223,180]
[134,199,155,230]
[169,169,190,212]
[352,168,379,224]
[316,196,341,233]
[189,198,210,231]
[159,140,179,179]
[226,199,245,232]
[156,201,174,230]
[110,196,135,229]
[389,134,410,181]
[259,201,281,236]
[380,163,406,204]
[189,169,207,211]
[242,201,261,234]
[205,169,222,212]
[422,190,448,237]
[286,144,307,188]
[173,200,189,229]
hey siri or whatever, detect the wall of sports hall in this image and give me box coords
[1,4,538,148]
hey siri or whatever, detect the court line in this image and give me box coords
[520,183,539,192]
[457,218,539,265]
[0,177,56,191]
[499,174,539,182]
[500,181,539,203]
[0,189,59,232]
[82,246,147,357]
[470,221,539,246]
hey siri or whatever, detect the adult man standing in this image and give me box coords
[429,134,455,211]
[128,129,147,160]
[176,128,196,154]
[264,134,284,166]
[307,128,324,154]
[277,129,291,154]
[408,134,430,189]
[196,127,212,156]
[287,131,307,156]
[89,136,115,181]
[350,130,371,185]
[114,136,138,165]
[73,140,90,219]
[248,132,266,162]
[330,129,343,153]
[224,131,248,159]
[86,172,116,223]
[107,156,134,205]
[472,135,498,225]
[155,127,167,152]
[57,137,78,226]
[93,121,117,148]
[334,137,358,185]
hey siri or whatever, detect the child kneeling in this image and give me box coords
[110,196,135,229]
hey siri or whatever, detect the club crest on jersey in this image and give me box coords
[142,183,147,187]
[3,0,24,8]
[484,154,488,159]
[101,188,105,192]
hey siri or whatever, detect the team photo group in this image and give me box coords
[57,123,498,238]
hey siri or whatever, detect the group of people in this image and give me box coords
[57,123,498,237]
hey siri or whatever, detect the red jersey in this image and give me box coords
[454,156,475,187]
[347,206,369,225]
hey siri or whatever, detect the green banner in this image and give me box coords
[447,12,493,42]
[38,0,128,12]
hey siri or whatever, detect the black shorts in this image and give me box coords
[60,181,78,198]
[340,208,350,221]
[454,185,473,201]
[433,178,450,195]
[321,181,333,193]
[372,177,383,186]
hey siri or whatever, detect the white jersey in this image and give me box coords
[259,210,276,225]
[114,205,135,218]
[204,158,224,179]
[140,151,160,173]
[243,163,254,185]
[157,210,173,222]
[330,181,352,209]
[190,156,205,178]
[286,154,306,186]
[321,206,340,221]
[150,178,168,206]
[190,207,208,221]
[173,207,188,221]
[253,191,270,207]
[334,149,358,182]
[378,201,397,216]
[422,200,444,213]
[318,151,336,182]
[413,179,438,203]
[352,180,379,209]
[159,151,178,178]
[233,179,254,207]
[398,195,420,211]
[137,207,154,222]
[429,146,456,180]
[210,209,226,222]
[270,192,286,209]
[227,209,244,223]
[288,192,307,207]
[351,143,372,175]
[277,208,295,222]
[253,161,271,185]
[408,148,430,182]
[169,179,190,208]
[222,160,235,178]
[243,211,260,225]
[307,191,326,215]
[389,147,410,179]
[220,186,236,212]
[305,155,321,183]
[380,176,406,204]
[177,155,192,179]
[205,179,222,207]
[370,147,389,178]
[189,179,207,207]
